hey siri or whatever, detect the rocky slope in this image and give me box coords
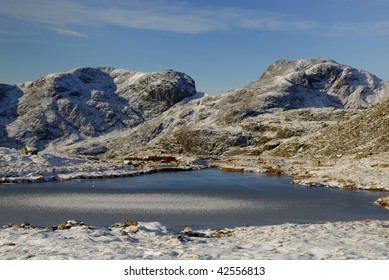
[271,99,389,158]
[100,58,389,158]
[0,67,196,150]
[0,84,22,147]
[1,58,388,159]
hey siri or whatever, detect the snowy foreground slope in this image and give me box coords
[1,220,388,260]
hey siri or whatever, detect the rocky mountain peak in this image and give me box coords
[258,58,338,81]
[0,67,197,149]
[238,58,389,110]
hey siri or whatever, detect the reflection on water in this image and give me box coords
[0,168,388,230]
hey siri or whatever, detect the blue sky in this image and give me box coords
[1,0,389,95]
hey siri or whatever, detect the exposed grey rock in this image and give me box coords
[74,144,108,156]
[0,67,196,149]
[0,84,23,147]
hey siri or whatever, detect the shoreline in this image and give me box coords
[1,147,389,209]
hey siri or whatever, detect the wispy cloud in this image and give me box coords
[331,20,389,36]
[236,17,318,31]
[52,28,89,39]
[0,0,319,34]
[370,21,389,35]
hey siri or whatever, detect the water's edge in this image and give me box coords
[1,168,388,230]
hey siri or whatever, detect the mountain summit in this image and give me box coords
[0,67,196,149]
[221,58,389,113]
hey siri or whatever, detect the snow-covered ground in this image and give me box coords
[216,154,389,191]
[2,147,388,191]
[0,147,199,183]
[1,220,388,260]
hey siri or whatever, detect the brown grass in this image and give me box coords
[124,155,179,163]
[376,196,389,208]
[123,220,139,227]
[218,166,245,172]
[212,229,235,238]
[265,166,285,175]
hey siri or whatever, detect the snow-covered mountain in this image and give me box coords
[216,58,389,125]
[0,67,196,149]
[1,58,388,157]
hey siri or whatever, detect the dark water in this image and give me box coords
[0,168,388,230]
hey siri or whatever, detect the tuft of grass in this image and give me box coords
[123,220,139,227]
[338,179,356,189]
[57,223,71,230]
[212,228,235,238]
[376,196,389,208]
[265,166,285,175]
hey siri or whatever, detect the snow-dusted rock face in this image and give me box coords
[262,58,389,108]
[1,58,388,157]
[0,84,23,147]
[111,68,197,118]
[219,58,389,118]
[147,59,389,157]
[0,67,196,149]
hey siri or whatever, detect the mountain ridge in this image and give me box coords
[0,67,197,150]
[1,58,388,158]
